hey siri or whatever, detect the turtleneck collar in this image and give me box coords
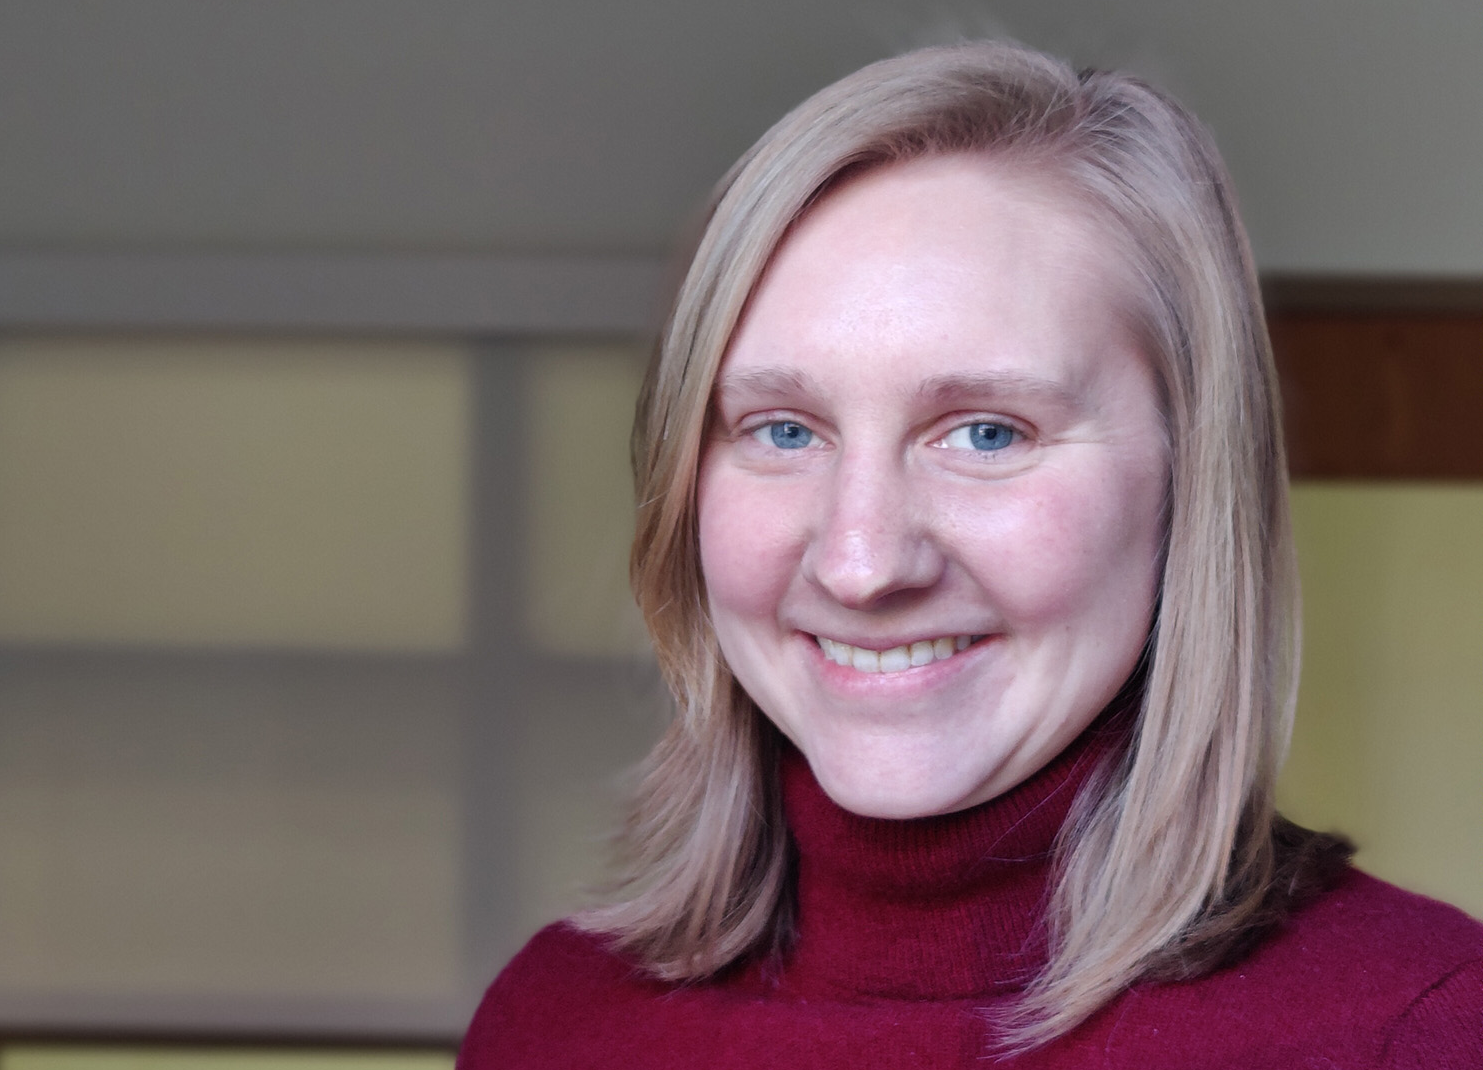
[775,717,1125,1001]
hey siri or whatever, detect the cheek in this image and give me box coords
[1062,472,1165,626]
[696,463,801,620]
[953,465,1164,626]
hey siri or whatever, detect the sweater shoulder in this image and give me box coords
[1286,868,1483,973]
[457,921,666,1070]
[1322,875,1483,1067]
[1237,867,1483,1018]
[1107,868,1483,1066]
[1380,956,1483,1069]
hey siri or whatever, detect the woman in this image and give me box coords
[460,41,1483,1066]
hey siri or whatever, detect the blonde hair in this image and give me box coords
[583,40,1346,1049]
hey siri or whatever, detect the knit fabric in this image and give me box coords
[459,730,1483,1068]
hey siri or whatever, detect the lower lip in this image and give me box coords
[804,633,993,693]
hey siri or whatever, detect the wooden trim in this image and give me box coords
[1264,279,1483,479]
[1263,275,1483,314]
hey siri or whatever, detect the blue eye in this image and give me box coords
[764,421,814,449]
[942,421,1016,451]
[967,423,1014,450]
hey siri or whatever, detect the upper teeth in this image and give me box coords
[816,634,979,673]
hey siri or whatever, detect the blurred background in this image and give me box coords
[1,2,1481,1067]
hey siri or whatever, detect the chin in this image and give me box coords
[806,750,995,820]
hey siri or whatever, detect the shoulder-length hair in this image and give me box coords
[582,39,1344,1049]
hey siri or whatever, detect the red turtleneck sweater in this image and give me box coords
[458,732,1483,1068]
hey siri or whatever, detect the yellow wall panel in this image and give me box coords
[0,778,462,1001]
[0,337,469,652]
[522,345,650,658]
[1284,483,1483,917]
[0,672,466,1009]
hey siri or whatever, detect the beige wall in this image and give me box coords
[0,336,469,652]
[0,338,475,1034]
[1,339,1479,1044]
[0,338,658,1036]
[1282,484,1483,916]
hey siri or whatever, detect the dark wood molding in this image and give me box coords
[1262,277,1483,479]
[1263,275,1483,314]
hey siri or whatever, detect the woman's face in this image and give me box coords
[696,154,1168,819]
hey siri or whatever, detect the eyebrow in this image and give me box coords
[916,371,1082,409]
[711,365,1086,413]
[711,366,820,402]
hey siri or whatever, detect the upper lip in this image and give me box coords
[804,630,986,651]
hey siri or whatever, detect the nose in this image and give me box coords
[801,450,946,609]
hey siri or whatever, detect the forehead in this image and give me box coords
[719,154,1145,397]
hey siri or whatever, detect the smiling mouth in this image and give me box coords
[814,634,987,674]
